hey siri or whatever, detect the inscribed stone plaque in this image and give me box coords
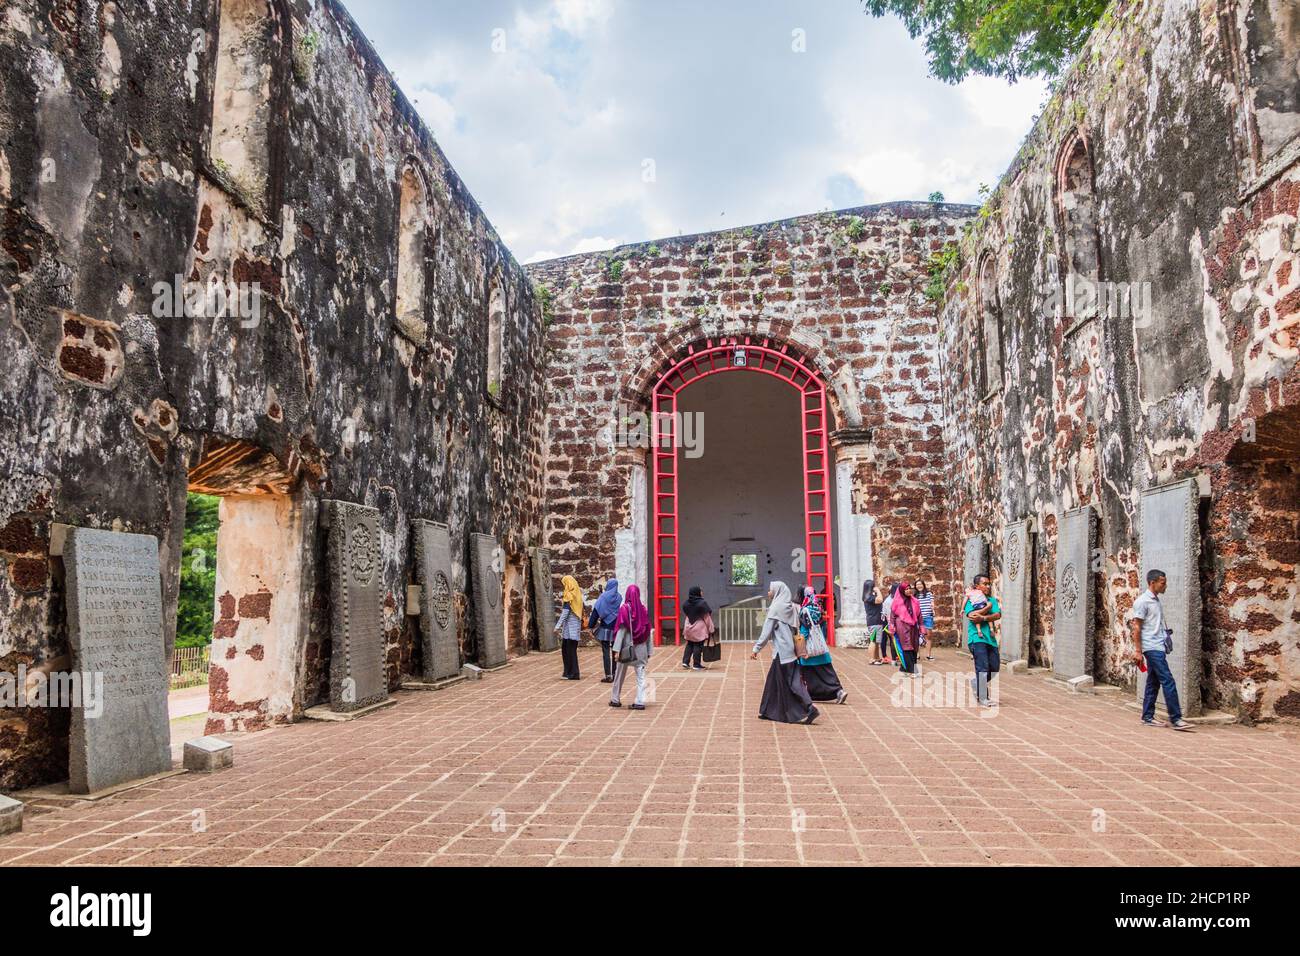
[414,519,460,681]
[1137,478,1202,716]
[471,533,507,667]
[530,547,559,652]
[64,527,171,794]
[1000,519,1035,661]
[1053,505,1097,680]
[324,501,386,710]
[962,535,989,588]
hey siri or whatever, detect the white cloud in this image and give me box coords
[347,0,1046,263]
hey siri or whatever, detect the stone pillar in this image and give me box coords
[614,450,648,601]
[830,433,875,648]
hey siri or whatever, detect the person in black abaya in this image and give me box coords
[750,581,818,725]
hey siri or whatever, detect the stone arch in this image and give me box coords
[622,316,860,429]
[1052,128,1102,326]
[486,271,506,400]
[394,158,430,345]
[976,250,1004,395]
[207,0,290,219]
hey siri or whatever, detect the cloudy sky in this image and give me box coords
[346,0,1048,263]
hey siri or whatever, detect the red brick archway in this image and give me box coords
[650,336,834,645]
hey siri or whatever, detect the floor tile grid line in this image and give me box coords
[674,654,736,866]
[802,694,870,864]
[608,660,712,865]
[490,651,694,864]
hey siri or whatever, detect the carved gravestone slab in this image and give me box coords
[530,547,559,652]
[323,501,386,710]
[1138,478,1202,716]
[64,528,171,794]
[414,519,460,681]
[471,533,507,668]
[1000,519,1035,661]
[1053,505,1097,680]
[962,535,989,588]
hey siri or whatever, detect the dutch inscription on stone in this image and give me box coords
[324,501,387,710]
[1138,478,1202,716]
[1053,505,1096,681]
[64,527,171,794]
[530,547,559,652]
[962,535,988,587]
[414,519,461,681]
[1000,519,1035,662]
[471,533,508,668]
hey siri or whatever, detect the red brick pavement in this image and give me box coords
[3,645,1299,866]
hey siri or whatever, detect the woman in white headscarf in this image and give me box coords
[750,581,819,725]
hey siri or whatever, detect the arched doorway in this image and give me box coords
[650,337,834,644]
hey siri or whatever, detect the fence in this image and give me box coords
[170,644,210,689]
[717,595,767,643]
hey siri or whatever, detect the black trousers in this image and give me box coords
[898,648,917,673]
[599,640,614,678]
[561,640,580,679]
[681,641,703,667]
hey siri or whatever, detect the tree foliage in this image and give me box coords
[176,493,219,648]
[864,0,1111,83]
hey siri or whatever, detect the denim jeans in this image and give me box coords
[970,642,999,703]
[1142,650,1183,723]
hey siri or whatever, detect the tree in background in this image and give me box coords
[864,0,1111,83]
[176,493,219,648]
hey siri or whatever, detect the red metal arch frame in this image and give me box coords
[651,337,834,645]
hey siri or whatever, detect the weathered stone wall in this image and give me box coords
[529,202,974,638]
[939,0,1299,719]
[0,0,547,787]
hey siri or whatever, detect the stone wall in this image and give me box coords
[0,0,547,787]
[529,202,974,640]
[938,0,1300,719]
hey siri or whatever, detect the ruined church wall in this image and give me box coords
[530,202,973,635]
[940,0,1300,719]
[0,0,546,787]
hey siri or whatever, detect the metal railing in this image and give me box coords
[170,644,210,688]
[718,595,767,643]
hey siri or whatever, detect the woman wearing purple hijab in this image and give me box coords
[609,584,653,710]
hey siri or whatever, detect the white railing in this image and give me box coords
[718,595,767,643]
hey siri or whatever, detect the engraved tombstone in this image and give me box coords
[1137,478,1202,716]
[1000,519,1035,662]
[1053,505,1097,680]
[530,547,559,652]
[471,533,508,668]
[64,528,171,793]
[962,535,989,587]
[323,501,387,710]
[414,519,460,681]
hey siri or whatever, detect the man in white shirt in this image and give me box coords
[1130,568,1192,731]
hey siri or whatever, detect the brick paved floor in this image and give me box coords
[3,644,1299,866]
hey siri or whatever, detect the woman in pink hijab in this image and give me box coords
[610,584,653,710]
[889,580,924,675]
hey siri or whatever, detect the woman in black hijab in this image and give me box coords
[680,586,714,670]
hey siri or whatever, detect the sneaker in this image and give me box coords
[609,701,622,708]
[680,662,690,670]
[692,665,706,671]
[1142,718,1167,727]
[802,707,820,725]
[1170,719,1194,732]
[600,677,613,684]
[836,690,848,705]
[630,703,646,711]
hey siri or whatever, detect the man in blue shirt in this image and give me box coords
[964,574,1000,706]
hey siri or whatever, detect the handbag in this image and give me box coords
[804,620,829,658]
[702,639,722,663]
[615,626,635,664]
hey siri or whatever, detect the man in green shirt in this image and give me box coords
[963,574,1001,706]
